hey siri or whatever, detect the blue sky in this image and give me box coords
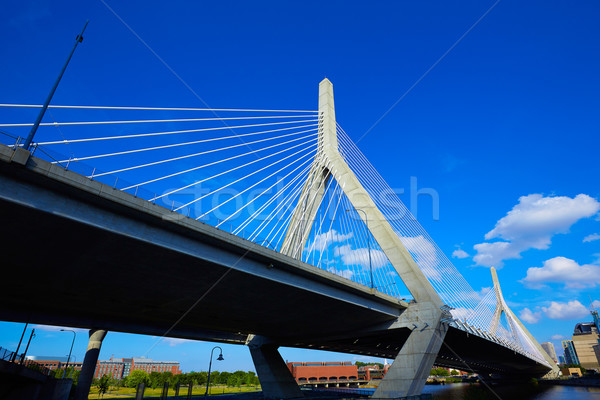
[1,1,599,372]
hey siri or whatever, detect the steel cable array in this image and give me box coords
[0,102,549,366]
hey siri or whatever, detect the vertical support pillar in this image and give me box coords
[74,329,107,400]
[247,336,303,400]
[374,320,447,398]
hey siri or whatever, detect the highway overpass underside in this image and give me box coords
[279,325,550,377]
[0,193,400,343]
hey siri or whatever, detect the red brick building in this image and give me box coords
[94,357,181,379]
[287,361,358,385]
[24,356,83,372]
[357,364,389,381]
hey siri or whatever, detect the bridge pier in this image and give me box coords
[247,335,303,400]
[74,329,107,400]
[374,319,447,398]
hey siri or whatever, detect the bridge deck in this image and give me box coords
[0,144,550,377]
[0,144,402,344]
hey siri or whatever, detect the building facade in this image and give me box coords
[24,356,83,372]
[572,322,600,370]
[93,356,181,379]
[562,340,580,365]
[286,361,358,385]
[541,342,558,363]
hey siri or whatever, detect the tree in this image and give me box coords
[127,370,150,388]
[189,371,207,385]
[245,371,259,386]
[210,371,222,385]
[97,375,110,398]
[450,369,459,376]
[430,367,449,376]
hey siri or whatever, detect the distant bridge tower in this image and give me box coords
[490,267,559,375]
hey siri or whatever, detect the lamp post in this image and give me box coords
[60,329,76,379]
[20,329,35,364]
[204,346,224,397]
[12,323,28,362]
[69,355,77,379]
[347,208,373,289]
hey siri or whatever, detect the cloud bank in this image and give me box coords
[473,194,600,267]
[521,256,600,289]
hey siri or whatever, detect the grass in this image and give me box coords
[88,384,261,399]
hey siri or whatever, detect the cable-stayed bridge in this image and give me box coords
[0,79,557,399]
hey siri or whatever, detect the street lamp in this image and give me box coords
[205,346,224,397]
[69,355,77,379]
[346,208,373,289]
[60,329,76,379]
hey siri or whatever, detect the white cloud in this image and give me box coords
[162,337,192,347]
[593,300,600,309]
[452,249,470,259]
[33,325,87,333]
[400,235,439,272]
[334,245,387,268]
[307,229,352,253]
[583,233,600,243]
[521,256,600,289]
[479,286,492,297]
[473,194,600,267]
[542,300,589,320]
[519,308,542,324]
[550,334,566,341]
[450,307,474,321]
[327,266,354,280]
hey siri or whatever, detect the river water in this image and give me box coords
[421,383,600,399]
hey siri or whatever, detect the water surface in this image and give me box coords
[421,383,600,400]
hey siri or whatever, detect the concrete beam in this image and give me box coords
[74,329,106,400]
[374,319,447,398]
[247,336,303,400]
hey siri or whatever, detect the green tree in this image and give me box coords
[171,374,181,389]
[189,371,207,385]
[127,370,150,388]
[149,371,161,389]
[245,371,259,386]
[430,367,449,376]
[97,374,110,398]
[450,369,459,376]
[209,371,222,385]
[227,375,240,387]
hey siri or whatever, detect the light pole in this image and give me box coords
[20,329,35,364]
[204,346,224,397]
[347,208,373,289]
[12,323,28,362]
[60,329,76,379]
[69,355,77,379]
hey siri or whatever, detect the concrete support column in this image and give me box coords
[374,321,447,398]
[74,329,107,400]
[247,336,303,400]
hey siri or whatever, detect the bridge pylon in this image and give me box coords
[267,78,448,398]
[490,267,560,376]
